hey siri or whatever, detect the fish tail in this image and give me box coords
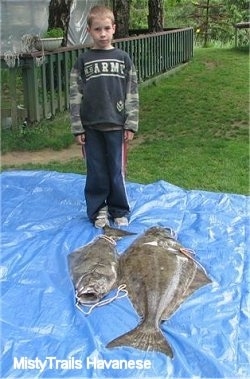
[107,323,173,358]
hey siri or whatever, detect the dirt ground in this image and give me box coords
[1,135,144,167]
[1,144,83,166]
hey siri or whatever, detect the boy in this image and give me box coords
[69,5,139,228]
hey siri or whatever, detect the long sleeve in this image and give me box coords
[124,64,139,133]
[69,67,85,135]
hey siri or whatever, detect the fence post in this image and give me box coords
[9,68,17,127]
[22,57,40,123]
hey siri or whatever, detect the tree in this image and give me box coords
[113,0,130,38]
[148,0,164,32]
[191,0,224,47]
[48,0,73,46]
[165,0,249,46]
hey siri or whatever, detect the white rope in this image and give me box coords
[21,34,45,66]
[99,234,116,245]
[168,227,178,239]
[35,38,45,67]
[3,51,17,68]
[21,34,36,53]
[75,284,128,316]
[35,55,45,67]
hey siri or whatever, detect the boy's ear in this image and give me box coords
[112,24,116,34]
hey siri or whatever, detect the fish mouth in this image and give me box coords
[75,275,108,305]
[76,289,101,305]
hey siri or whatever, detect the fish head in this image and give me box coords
[144,226,177,240]
[75,265,117,305]
[141,226,181,252]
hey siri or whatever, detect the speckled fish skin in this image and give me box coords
[68,236,119,305]
[68,227,135,305]
[107,226,212,358]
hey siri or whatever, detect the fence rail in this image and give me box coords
[1,28,193,127]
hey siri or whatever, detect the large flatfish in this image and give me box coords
[107,226,212,358]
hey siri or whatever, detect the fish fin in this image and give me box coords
[186,266,212,298]
[107,323,173,358]
[103,225,136,240]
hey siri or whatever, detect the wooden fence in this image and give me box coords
[1,28,193,127]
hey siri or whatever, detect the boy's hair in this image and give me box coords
[87,5,115,27]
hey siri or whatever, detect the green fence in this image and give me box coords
[1,28,193,127]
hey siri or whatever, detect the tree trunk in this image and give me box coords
[148,0,164,32]
[204,0,210,47]
[48,0,73,46]
[113,0,130,38]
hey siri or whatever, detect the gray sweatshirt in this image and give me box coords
[69,47,139,135]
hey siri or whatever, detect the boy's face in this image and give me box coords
[87,17,116,49]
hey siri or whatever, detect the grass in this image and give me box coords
[127,47,249,194]
[1,47,249,195]
[1,114,73,153]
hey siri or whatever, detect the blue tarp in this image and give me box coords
[1,170,249,378]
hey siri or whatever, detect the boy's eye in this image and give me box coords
[94,26,112,32]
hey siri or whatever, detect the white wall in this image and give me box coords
[1,0,106,53]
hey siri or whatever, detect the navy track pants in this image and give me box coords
[84,128,129,222]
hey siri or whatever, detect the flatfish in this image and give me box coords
[68,235,119,305]
[107,226,212,358]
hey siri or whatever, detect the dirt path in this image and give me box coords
[1,136,144,167]
[1,144,83,166]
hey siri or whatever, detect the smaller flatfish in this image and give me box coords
[68,235,119,305]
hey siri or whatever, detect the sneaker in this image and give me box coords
[94,207,109,228]
[114,217,129,227]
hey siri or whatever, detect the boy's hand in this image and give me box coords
[75,134,85,145]
[124,130,134,141]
